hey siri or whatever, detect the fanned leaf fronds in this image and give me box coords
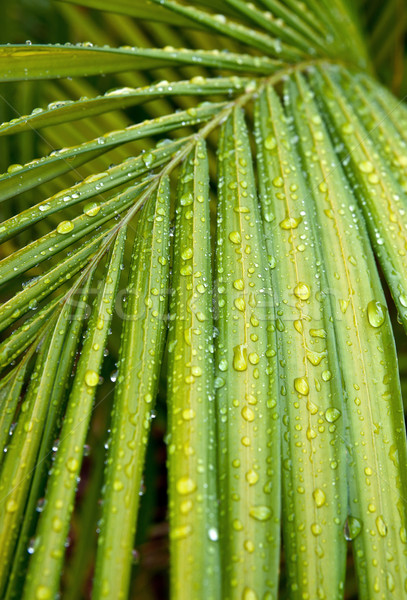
[255,84,347,600]
[1,1,407,599]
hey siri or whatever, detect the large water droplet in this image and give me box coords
[325,407,341,423]
[57,220,74,234]
[313,488,326,508]
[294,282,311,300]
[344,516,362,540]
[367,300,386,328]
[85,370,99,387]
[294,376,309,396]
[233,344,247,371]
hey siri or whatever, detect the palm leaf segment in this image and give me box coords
[0,1,406,599]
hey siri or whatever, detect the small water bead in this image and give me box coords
[66,457,79,472]
[83,202,100,217]
[208,527,219,541]
[229,231,241,244]
[367,300,386,328]
[233,278,245,291]
[344,516,362,541]
[57,220,74,234]
[272,176,284,188]
[246,470,259,485]
[321,370,332,382]
[244,539,255,553]
[180,265,192,276]
[294,282,311,301]
[242,406,255,422]
[232,519,244,531]
[249,505,272,521]
[180,192,193,206]
[6,499,18,513]
[234,297,246,312]
[294,377,309,396]
[182,408,196,421]
[265,134,277,150]
[176,477,196,495]
[313,488,326,508]
[85,370,99,387]
[218,359,228,372]
[171,525,192,540]
[325,407,341,423]
[181,247,193,260]
[35,586,52,600]
[280,216,302,230]
[376,515,388,537]
[399,293,407,308]
[358,160,374,174]
[311,523,322,536]
[310,328,326,339]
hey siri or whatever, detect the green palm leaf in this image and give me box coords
[1,1,407,599]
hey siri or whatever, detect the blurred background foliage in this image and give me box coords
[0,1,406,598]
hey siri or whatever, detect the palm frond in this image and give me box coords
[0,1,407,599]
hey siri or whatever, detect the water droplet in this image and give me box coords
[325,407,341,423]
[280,216,302,230]
[234,297,246,312]
[180,192,193,206]
[294,282,311,301]
[311,523,322,536]
[66,457,79,472]
[242,406,255,422]
[176,477,196,495]
[83,202,100,217]
[242,588,258,600]
[249,505,272,521]
[208,527,218,541]
[229,231,241,244]
[181,247,193,260]
[344,516,362,540]
[233,345,247,371]
[6,499,18,513]
[248,352,259,365]
[265,135,277,150]
[367,300,386,327]
[321,370,332,382]
[233,278,245,291]
[310,328,327,338]
[52,517,63,532]
[57,220,74,234]
[171,525,192,540]
[35,586,52,600]
[246,469,258,485]
[313,488,326,507]
[272,176,284,188]
[85,370,99,387]
[376,515,388,537]
[358,160,374,174]
[294,377,309,396]
[182,408,196,420]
